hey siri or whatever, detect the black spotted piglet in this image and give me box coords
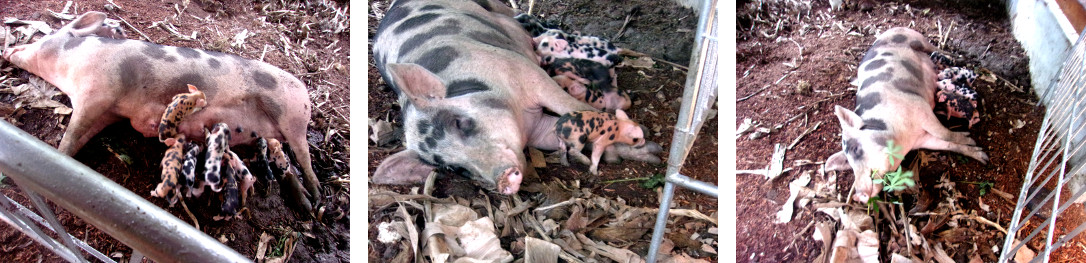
[151,137,187,207]
[555,110,646,175]
[534,29,622,68]
[546,58,631,111]
[203,123,230,192]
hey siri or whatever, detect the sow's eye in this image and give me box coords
[455,118,476,136]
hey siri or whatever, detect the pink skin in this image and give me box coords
[825,27,988,202]
[3,12,320,213]
[372,0,661,193]
[225,150,256,205]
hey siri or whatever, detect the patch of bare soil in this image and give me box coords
[735,0,1086,262]
[368,0,717,261]
[0,0,349,262]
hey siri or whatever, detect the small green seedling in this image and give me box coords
[884,140,904,164]
[640,173,666,189]
[873,166,916,193]
[962,181,994,196]
[867,196,882,215]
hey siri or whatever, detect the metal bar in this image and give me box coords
[646,181,677,263]
[0,120,250,263]
[22,185,87,263]
[666,173,719,198]
[0,192,83,262]
[0,193,116,263]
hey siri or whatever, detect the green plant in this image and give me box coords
[873,166,916,192]
[884,140,904,164]
[640,173,666,189]
[962,181,994,196]
[867,196,882,215]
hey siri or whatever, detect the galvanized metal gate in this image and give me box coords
[646,0,720,261]
[1000,28,1086,262]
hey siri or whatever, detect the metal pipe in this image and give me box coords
[646,181,677,263]
[0,192,83,262]
[0,120,250,263]
[647,0,718,261]
[666,173,719,198]
[0,193,115,263]
[23,185,86,262]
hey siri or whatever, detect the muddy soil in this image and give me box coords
[736,0,1086,262]
[0,0,349,262]
[367,0,717,260]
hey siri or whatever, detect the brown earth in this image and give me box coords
[737,0,1086,262]
[0,0,349,262]
[367,0,717,261]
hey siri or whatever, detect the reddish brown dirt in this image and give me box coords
[0,0,349,262]
[736,0,1086,262]
[367,0,716,260]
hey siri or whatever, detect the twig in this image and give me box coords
[783,220,815,252]
[114,15,150,41]
[900,203,912,255]
[775,71,793,85]
[152,20,196,41]
[528,0,536,16]
[105,0,122,10]
[939,20,954,49]
[956,214,1008,235]
[534,198,581,213]
[655,58,689,71]
[738,85,771,102]
[787,121,822,150]
[613,14,632,40]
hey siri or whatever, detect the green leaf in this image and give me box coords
[884,140,905,164]
[867,197,881,215]
[640,174,666,189]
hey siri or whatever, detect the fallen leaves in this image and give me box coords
[370,178,717,262]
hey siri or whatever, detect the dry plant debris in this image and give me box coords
[371,178,717,262]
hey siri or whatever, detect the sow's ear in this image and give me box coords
[386,63,447,107]
[373,150,436,185]
[824,151,850,172]
[833,105,863,135]
[64,12,109,37]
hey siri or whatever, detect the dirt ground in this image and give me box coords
[736,0,1086,262]
[0,0,349,262]
[367,0,717,261]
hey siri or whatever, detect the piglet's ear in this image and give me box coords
[833,105,863,134]
[615,109,629,120]
[373,150,436,185]
[187,84,199,93]
[65,12,109,37]
[387,63,447,108]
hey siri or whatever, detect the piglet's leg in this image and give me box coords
[588,138,609,175]
[915,133,989,164]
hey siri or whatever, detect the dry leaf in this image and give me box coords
[457,217,514,263]
[776,171,811,223]
[524,237,560,263]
